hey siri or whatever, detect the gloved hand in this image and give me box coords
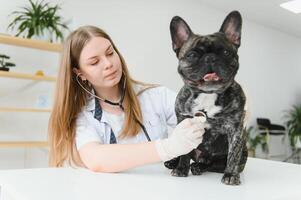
[155,117,206,162]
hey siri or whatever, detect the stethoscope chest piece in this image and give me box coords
[194,111,207,123]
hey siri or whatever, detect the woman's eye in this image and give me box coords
[107,49,114,56]
[91,60,99,65]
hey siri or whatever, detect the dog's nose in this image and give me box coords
[204,54,216,64]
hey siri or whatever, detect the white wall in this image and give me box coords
[0,0,300,168]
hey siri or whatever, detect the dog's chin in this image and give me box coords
[185,80,224,92]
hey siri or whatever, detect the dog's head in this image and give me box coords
[170,11,242,93]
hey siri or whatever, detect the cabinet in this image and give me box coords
[0,33,61,148]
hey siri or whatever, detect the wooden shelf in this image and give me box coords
[0,141,48,148]
[0,71,56,81]
[0,107,51,113]
[0,34,55,152]
[0,34,62,52]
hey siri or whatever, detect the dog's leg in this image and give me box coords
[191,153,227,175]
[238,142,248,173]
[222,127,244,185]
[190,148,211,175]
[190,162,210,175]
[164,157,180,169]
[171,154,191,177]
[207,155,227,173]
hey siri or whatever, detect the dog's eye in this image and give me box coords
[186,51,199,60]
[223,50,231,57]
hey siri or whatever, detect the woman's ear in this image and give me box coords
[72,67,80,75]
[72,68,86,81]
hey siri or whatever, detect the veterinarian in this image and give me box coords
[48,26,206,172]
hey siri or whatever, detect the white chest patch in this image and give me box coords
[191,93,222,118]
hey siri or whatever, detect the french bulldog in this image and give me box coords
[164,11,248,185]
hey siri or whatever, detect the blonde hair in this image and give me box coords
[48,26,157,167]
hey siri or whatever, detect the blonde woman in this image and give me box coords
[48,26,205,172]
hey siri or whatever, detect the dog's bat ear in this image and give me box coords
[170,16,193,56]
[219,11,242,48]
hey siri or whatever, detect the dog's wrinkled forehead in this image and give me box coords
[178,32,236,59]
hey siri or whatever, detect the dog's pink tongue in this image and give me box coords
[203,73,220,81]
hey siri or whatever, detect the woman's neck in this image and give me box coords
[94,84,121,102]
[94,84,124,115]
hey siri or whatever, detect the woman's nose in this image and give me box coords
[103,57,113,70]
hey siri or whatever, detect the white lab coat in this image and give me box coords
[75,84,177,150]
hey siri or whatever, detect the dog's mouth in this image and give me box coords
[203,72,220,82]
[186,72,221,86]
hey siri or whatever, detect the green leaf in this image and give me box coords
[284,104,301,148]
[0,55,10,59]
[5,62,16,67]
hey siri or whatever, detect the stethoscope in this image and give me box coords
[76,73,151,142]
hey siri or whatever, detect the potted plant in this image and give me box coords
[7,0,69,42]
[246,126,267,157]
[0,54,16,71]
[284,104,301,149]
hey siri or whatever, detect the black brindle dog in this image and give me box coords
[164,11,248,185]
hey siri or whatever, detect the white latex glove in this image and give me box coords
[155,117,206,162]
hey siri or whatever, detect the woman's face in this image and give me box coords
[77,36,123,89]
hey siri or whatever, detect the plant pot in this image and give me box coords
[0,67,9,71]
[248,149,255,157]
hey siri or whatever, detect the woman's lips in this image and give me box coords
[105,70,117,79]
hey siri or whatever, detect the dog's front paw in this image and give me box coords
[171,167,189,177]
[190,162,208,175]
[164,157,180,169]
[221,173,241,185]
